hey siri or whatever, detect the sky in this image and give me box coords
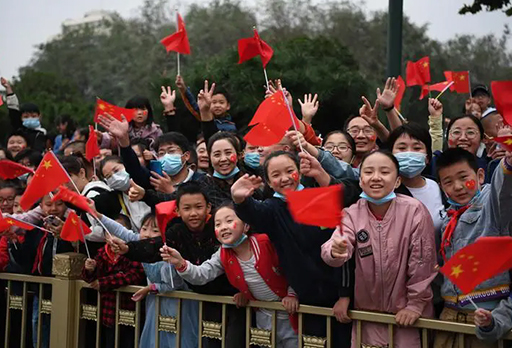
[0,0,509,80]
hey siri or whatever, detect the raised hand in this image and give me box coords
[1,77,13,94]
[231,174,263,204]
[474,308,493,328]
[359,96,380,127]
[98,113,130,147]
[107,236,129,255]
[428,98,443,117]
[175,75,187,94]
[299,151,325,180]
[149,171,174,194]
[160,245,186,269]
[160,86,176,112]
[298,93,319,124]
[331,234,348,259]
[128,179,145,202]
[197,80,216,115]
[376,77,398,111]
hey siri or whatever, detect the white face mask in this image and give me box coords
[106,170,131,191]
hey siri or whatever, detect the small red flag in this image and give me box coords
[19,152,70,211]
[491,81,512,126]
[160,14,191,55]
[60,211,91,242]
[0,160,34,180]
[444,71,470,94]
[494,135,512,152]
[420,81,451,100]
[155,200,177,244]
[406,57,431,87]
[394,76,406,110]
[286,185,343,228]
[93,98,135,123]
[85,125,100,161]
[238,29,274,68]
[440,236,512,294]
[0,210,36,232]
[244,123,285,147]
[52,185,97,218]
[0,97,3,107]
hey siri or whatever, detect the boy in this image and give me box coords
[1,77,47,152]
[434,148,512,348]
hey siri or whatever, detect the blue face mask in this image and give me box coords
[447,189,481,208]
[221,234,248,249]
[23,118,41,130]
[360,191,396,205]
[213,166,240,180]
[159,154,184,176]
[273,184,305,201]
[244,153,260,169]
[18,173,29,182]
[394,152,427,178]
[106,170,131,192]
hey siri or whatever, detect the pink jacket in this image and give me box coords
[321,194,437,348]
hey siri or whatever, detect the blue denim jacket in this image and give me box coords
[440,161,512,310]
[316,149,356,180]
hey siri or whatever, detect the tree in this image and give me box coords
[459,0,512,16]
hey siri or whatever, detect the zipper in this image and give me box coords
[419,238,423,264]
[377,222,385,309]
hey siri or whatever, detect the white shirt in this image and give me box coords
[407,177,445,232]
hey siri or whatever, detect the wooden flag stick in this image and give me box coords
[281,90,305,153]
[176,9,181,76]
[435,81,455,100]
[394,107,407,123]
[468,71,472,98]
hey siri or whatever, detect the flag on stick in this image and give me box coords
[0,160,34,180]
[406,57,431,87]
[394,76,406,110]
[85,125,100,161]
[94,98,135,123]
[420,81,451,100]
[52,185,97,218]
[160,14,191,55]
[60,211,91,242]
[155,201,177,244]
[491,81,512,126]
[444,71,470,94]
[238,29,274,68]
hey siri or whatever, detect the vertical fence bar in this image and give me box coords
[221,304,226,348]
[356,320,361,348]
[271,310,276,348]
[134,300,141,348]
[4,280,11,348]
[198,301,203,348]
[96,291,101,348]
[114,292,120,348]
[457,333,464,348]
[36,283,42,348]
[498,339,504,348]
[326,316,331,348]
[155,296,160,348]
[421,328,428,348]
[176,299,182,348]
[20,282,27,348]
[388,324,394,348]
[298,313,303,348]
[245,307,251,348]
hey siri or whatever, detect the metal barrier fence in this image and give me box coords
[1,252,512,348]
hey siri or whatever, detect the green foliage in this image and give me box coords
[459,0,512,16]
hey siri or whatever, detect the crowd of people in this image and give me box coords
[0,73,511,348]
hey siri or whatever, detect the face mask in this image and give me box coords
[273,184,305,201]
[360,191,396,205]
[394,152,427,178]
[244,153,260,169]
[213,166,240,180]
[18,173,29,182]
[106,170,131,191]
[447,189,481,208]
[221,234,248,249]
[159,154,184,176]
[23,118,41,130]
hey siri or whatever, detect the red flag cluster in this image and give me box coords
[492,81,512,126]
[155,200,178,244]
[60,211,91,242]
[0,210,35,232]
[238,29,274,68]
[0,160,34,180]
[160,14,191,55]
[94,98,135,123]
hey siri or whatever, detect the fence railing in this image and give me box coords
[1,252,511,348]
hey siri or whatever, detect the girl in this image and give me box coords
[231,150,360,348]
[97,210,198,348]
[323,131,355,164]
[321,150,437,348]
[53,114,76,154]
[160,202,298,348]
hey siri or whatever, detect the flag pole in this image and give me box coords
[435,81,455,100]
[77,214,91,259]
[428,85,432,99]
[281,90,305,153]
[468,71,472,98]
[394,107,407,123]
[93,124,98,177]
[7,217,53,234]
[263,68,270,91]
[468,297,479,310]
[176,9,181,77]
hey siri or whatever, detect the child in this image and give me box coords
[321,150,437,348]
[160,202,299,348]
[82,241,145,348]
[474,299,512,342]
[98,209,198,348]
[433,147,512,348]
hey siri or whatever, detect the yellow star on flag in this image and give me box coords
[7,220,13,225]
[42,160,52,170]
[504,139,512,145]
[71,218,77,225]
[459,75,466,80]
[450,264,464,278]
[422,62,429,68]
[98,103,106,110]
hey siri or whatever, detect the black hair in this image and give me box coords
[176,181,210,206]
[14,149,43,168]
[262,150,300,183]
[63,140,86,155]
[213,200,235,219]
[7,131,29,145]
[59,155,85,176]
[19,103,40,115]
[140,212,156,229]
[343,115,362,131]
[131,137,149,154]
[206,132,241,157]
[58,114,77,139]
[446,114,485,141]
[99,155,123,180]
[0,147,14,161]
[436,148,479,178]
[212,87,231,103]
[75,127,90,140]
[0,179,22,191]
[154,132,190,154]
[386,123,433,161]
[125,95,153,126]
[323,130,356,153]
[187,147,198,167]
[114,213,133,230]
[360,150,400,176]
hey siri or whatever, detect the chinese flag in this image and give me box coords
[286,184,343,228]
[19,152,70,211]
[494,135,512,152]
[244,123,285,147]
[238,29,274,68]
[0,97,3,107]
[440,236,512,294]
[0,210,35,232]
[444,71,470,94]
[406,57,431,87]
[419,81,451,100]
[52,185,97,218]
[160,14,191,55]
[93,98,135,123]
[155,200,177,244]
[0,160,34,180]
[60,211,91,242]
[250,90,299,128]
[491,81,512,126]
[394,76,406,110]
[85,125,100,161]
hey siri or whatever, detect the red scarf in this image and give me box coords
[32,232,48,274]
[440,205,471,262]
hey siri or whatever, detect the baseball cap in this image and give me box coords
[472,84,490,97]
[481,107,497,119]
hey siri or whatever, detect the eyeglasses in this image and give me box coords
[324,144,351,152]
[449,129,480,140]
[0,197,15,205]
[347,127,375,137]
